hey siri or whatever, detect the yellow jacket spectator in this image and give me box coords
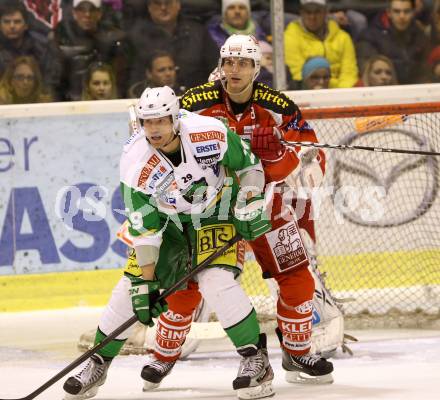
[284,0,358,88]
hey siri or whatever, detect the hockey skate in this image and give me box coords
[281,347,334,384]
[63,354,111,399]
[233,333,275,400]
[141,355,176,390]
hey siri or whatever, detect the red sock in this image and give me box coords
[275,267,314,356]
[154,282,201,361]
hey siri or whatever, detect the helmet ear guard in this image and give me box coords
[135,86,180,130]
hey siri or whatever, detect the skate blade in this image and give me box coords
[142,381,161,391]
[64,386,99,400]
[236,381,275,400]
[285,371,333,385]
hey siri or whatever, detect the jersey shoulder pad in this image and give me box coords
[123,130,145,153]
[180,81,222,112]
[176,108,192,122]
[120,136,156,191]
[252,82,298,115]
[179,110,227,140]
[179,112,228,162]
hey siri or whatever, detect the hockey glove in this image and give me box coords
[251,127,286,162]
[233,196,272,241]
[128,277,168,327]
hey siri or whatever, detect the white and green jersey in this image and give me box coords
[120,109,261,248]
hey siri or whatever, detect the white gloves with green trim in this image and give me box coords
[128,277,168,327]
[233,195,272,241]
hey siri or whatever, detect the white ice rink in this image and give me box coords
[0,308,439,400]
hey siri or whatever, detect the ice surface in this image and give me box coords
[0,308,439,400]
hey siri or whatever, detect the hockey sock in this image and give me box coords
[277,302,312,355]
[154,283,202,361]
[94,328,126,359]
[275,268,314,356]
[225,308,260,348]
[154,312,193,361]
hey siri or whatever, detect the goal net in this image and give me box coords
[240,101,440,326]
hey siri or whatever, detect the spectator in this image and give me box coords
[128,0,218,89]
[128,50,185,98]
[53,0,131,100]
[252,6,299,37]
[103,0,123,12]
[428,45,440,82]
[356,0,430,84]
[0,0,62,96]
[119,0,150,30]
[414,0,432,32]
[180,0,220,20]
[330,7,368,41]
[81,61,117,100]
[300,56,331,89]
[22,0,63,35]
[0,55,52,104]
[207,0,268,48]
[284,0,358,88]
[257,40,296,89]
[430,0,440,45]
[358,54,398,86]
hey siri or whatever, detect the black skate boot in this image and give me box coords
[63,354,111,399]
[141,355,176,390]
[276,328,333,384]
[232,333,275,400]
[282,350,334,384]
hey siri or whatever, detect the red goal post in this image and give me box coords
[301,101,440,119]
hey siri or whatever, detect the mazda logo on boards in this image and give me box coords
[331,129,438,228]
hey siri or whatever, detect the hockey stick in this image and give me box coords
[128,104,140,135]
[0,235,241,400]
[280,139,440,156]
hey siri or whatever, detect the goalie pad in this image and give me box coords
[309,265,344,356]
[300,228,345,356]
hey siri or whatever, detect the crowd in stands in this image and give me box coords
[0,0,438,105]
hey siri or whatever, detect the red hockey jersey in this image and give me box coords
[180,80,325,183]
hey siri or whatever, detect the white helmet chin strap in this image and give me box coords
[159,126,179,150]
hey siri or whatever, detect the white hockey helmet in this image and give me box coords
[219,34,262,80]
[135,86,179,129]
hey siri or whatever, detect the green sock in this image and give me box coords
[94,328,126,359]
[224,308,260,348]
